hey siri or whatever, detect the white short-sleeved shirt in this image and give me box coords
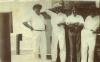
[65,14,84,25]
[27,11,45,30]
[84,15,100,31]
[46,10,66,32]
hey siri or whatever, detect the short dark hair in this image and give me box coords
[33,4,42,10]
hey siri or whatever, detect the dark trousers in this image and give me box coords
[68,29,81,62]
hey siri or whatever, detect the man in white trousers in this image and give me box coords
[46,6,66,62]
[65,6,84,62]
[23,4,47,62]
[81,9,100,62]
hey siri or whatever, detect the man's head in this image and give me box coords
[63,8,72,16]
[33,4,42,15]
[72,6,77,16]
[55,6,62,14]
[50,3,63,14]
[49,6,62,14]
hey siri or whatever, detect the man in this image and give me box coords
[65,6,84,62]
[46,6,66,62]
[23,4,47,62]
[81,9,100,62]
[57,8,70,62]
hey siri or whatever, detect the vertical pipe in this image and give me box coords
[16,34,20,55]
[0,13,11,62]
[16,34,22,55]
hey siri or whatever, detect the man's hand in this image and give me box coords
[74,23,79,26]
[58,24,62,26]
[30,27,34,31]
[58,23,65,26]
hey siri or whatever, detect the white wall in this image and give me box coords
[0,2,12,12]
[0,1,52,51]
[1,0,99,52]
[0,0,52,51]
[11,1,52,51]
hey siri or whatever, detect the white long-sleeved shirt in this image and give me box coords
[84,15,100,31]
[65,13,84,25]
[46,10,67,32]
[27,11,46,30]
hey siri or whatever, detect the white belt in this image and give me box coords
[34,29,45,31]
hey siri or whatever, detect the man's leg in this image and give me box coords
[40,31,47,61]
[51,32,58,62]
[68,30,77,62]
[32,31,41,62]
[58,31,66,62]
[73,31,77,62]
[88,33,96,62]
[76,32,81,62]
[68,30,73,62]
[81,30,88,62]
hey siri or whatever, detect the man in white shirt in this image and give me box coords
[65,6,84,62]
[23,4,47,62]
[46,6,66,62]
[81,9,100,62]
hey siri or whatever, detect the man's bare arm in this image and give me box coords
[23,22,33,30]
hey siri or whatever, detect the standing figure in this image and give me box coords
[46,6,66,62]
[23,4,47,62]
[81,9,100,62]
[65,6,84,62]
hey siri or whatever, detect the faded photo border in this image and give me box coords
[0,0,100,62]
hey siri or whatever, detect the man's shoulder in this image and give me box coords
[86,15,92,19]
[94,15,99,18]
[77,15,83,18]
[85,16,93,21]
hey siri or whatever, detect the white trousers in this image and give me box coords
[32,31,47,60]
[81,29,96,62]
[51,29,66,62]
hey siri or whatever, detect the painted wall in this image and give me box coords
[0,0,99,54]
[0,1,52,53]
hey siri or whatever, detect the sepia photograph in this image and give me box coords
[0,0,100,62]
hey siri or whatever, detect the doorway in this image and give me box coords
[0,12,12,62]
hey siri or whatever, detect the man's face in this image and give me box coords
[54,7,60,14]
[74,10,77,16]
[33,8,41,15]
[55,10,59,14]
[72,7,77,16]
